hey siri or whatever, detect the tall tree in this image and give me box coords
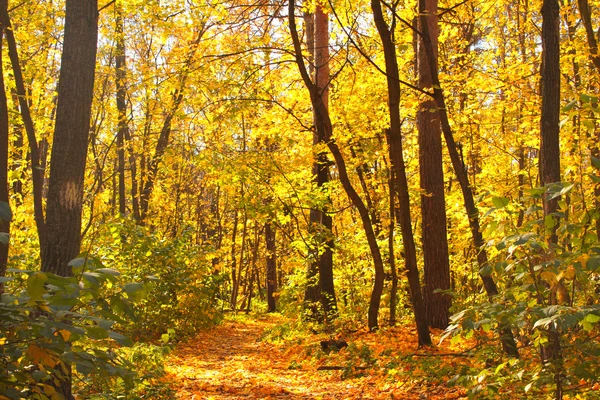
[40,2,98,397]
[312,4,336,319]
[115,2,128,216]
[576,0,600,239]
[371,0,432,345]
[265,221,277,312]
[290,0,384,331]
[416,0,451,329]
[0,4,46,250]
[539,0,564,396]
[0,0,9,290]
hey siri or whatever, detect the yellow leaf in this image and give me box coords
[540,271,555,284]
[43,384,56,395]
[56,329,72,342]
[27,343,58,367]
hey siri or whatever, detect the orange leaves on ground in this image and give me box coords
[166,316,472,399]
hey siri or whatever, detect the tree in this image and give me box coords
[40,2,98,395]
[371,0,432,345]
[290,0,385,331]
[0,0,9,290]
[539,0,564,396]
[416,0,451,329]
[265,221,277,312]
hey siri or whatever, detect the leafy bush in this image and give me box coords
[443,168,600,398]
[0,256,154,399]
[95,219,226,339]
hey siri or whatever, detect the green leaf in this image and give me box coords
[584,313,600,324]
[592,156,600,170]
[580,93,599,103]
[561,99,577,112]
[492,197,509,209]
[0,201,12,222]
[108,331,133,346]
[86,326,109,340]
[27,272,48,301]
[123,282,146,301]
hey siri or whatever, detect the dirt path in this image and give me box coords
[165,315,398,399]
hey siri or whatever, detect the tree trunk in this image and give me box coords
[0,4,9,291]
[417,0,451,329]
[388,168,398,326]
[576,0,600,239]
[290,1,383,331]
[40,1,98,398]
[115,4,127,216]
[413,0,519,356]
[313,5,337,320]
[265,222,277,312]
[1,6,46,249]
[371,0,431,345]
[540,0,563,396]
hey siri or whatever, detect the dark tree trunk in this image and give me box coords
[42,0,98,275]
[1,6,46,249]
[302,10,321,314]
[290,1,383,331]
[388,168,398,326]
[417,0,451,329]
[0,3,9,291]
[412,0,518,356]
[576,0,600,239]
[371,0,431,345]
[115,5,127,216]
[313,5,337,319]
[40,1,98,398]
[540,0,563,397]
[230,208,239,310]
[265,222,277,312]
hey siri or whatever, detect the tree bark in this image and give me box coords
[1,6,46,249]
[115,4,127,216]
[291,1,386,331]
[417,0,451,329]
[576,0,600,239]
[0,3,9,291]
[40,2,98,398]
[371,0,431,345]
[540,0,563,396]
[410,0,519,356]
[265,222,277,312]
[313,5,337,319]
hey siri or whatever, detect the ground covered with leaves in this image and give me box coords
[165,314,470,399]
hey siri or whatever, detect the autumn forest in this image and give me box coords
[1,0,600,398]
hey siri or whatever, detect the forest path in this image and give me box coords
[165,314,413,399]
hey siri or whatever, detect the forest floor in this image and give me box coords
[164,314,470,399]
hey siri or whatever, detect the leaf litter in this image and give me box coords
[165,315,470,399]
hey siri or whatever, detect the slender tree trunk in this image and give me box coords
[41,2,98,398]
[230,208,239,310]
[115,4,127,216]
[290,1,384,331]
[0,6,9,291]
[313,5,337,319]
[388,167,398,326]
[302,10,321,315]
[265,222,277,312]
[1,6,46,249]
[576,0,600,239]
[417,0,451,329]
[412,0,519,355]
[371,0,431,345]
[540,0,563,396]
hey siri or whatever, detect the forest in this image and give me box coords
[0,0,599,398]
